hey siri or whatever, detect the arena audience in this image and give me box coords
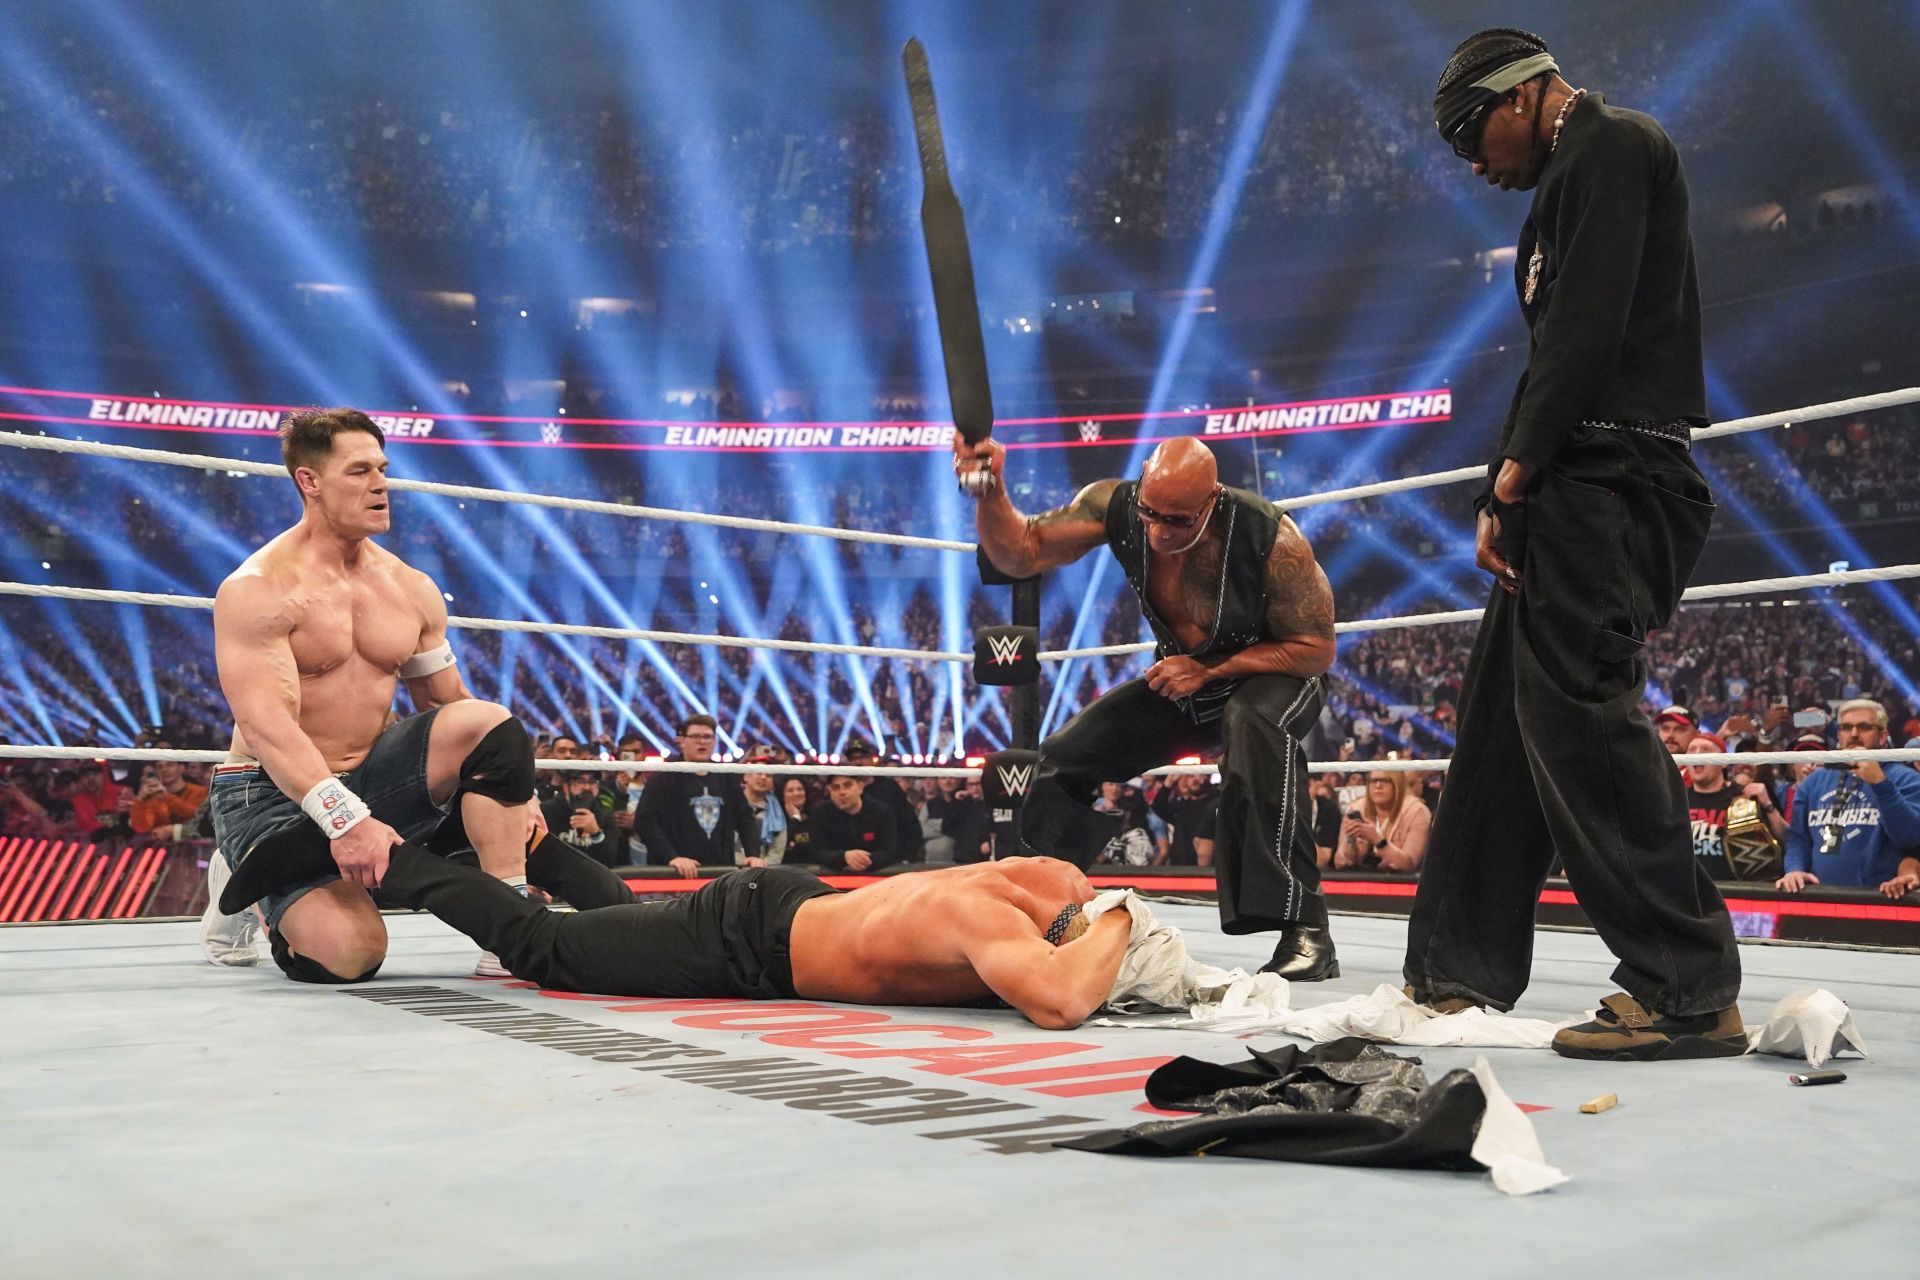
[4,17,1910,258]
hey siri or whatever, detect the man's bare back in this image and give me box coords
[788,857,1129,1028]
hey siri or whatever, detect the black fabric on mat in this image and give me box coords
[1058,1038,1487,1170]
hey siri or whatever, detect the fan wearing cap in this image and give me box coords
[1682,732,1782,882]
[1406,29,1744,1062]
[1781,725,1833,818]
[1654,705,1697,757]
[842,740,924,864]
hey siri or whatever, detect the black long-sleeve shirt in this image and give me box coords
[859,775,926,862]
[540,787,621,868]
[805,799,898,872]
[929,794,992,863]
[1483,93,1706,500]
[633,769,761,865]
[1152,788,1218,866]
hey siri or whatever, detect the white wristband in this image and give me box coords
[301,777,371,840]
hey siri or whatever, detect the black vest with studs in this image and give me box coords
[1103,482,1280,664]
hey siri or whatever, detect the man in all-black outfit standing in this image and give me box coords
[1409,29,1744,1061]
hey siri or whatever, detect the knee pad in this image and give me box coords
[458,716,537,807]
[270,929,382,985]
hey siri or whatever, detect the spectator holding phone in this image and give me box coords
[541,768,619,867]
[609,735,649,865]
[2,767,54,838]
[1778,700,1920,897]
[67,763,129,837]
[128,751,208,839]
[1335,770,1432,874]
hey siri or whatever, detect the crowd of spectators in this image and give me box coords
[3,14,1917,910]
[1708,410,1920,510]
[2,18,1910,257]
[12,402,1915,599]
[6,575,1914,904]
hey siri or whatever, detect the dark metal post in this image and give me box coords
[1010,575,1041,750]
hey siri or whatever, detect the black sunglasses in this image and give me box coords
[1137,486,1221,530]
[1448,100,1494,161]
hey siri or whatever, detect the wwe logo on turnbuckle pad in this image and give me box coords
[985,633,1026,666]
[971,625,1038,686]
[1078,420,1102,443]
[982,748,1039,847]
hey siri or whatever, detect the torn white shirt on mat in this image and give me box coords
[1084,889,1559,1048]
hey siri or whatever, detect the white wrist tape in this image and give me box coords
[301,777,371,840]
[398,641,456,680]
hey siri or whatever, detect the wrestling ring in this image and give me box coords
[4,386,1920,1275]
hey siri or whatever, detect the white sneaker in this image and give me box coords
[200,852,262,967]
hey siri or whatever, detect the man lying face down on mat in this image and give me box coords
[221,792,1135,1030]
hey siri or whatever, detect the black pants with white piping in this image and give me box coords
[1020,672,1328,931]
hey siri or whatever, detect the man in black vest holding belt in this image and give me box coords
[1411,28,1745,1059]
[952,432,1340,980]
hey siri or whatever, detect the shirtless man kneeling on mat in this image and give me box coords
[208,407,634,983]
[221,805,1135,1030]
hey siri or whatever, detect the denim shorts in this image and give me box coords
[209,709,450,930]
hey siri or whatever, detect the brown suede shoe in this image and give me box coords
[1551,992,1748,1061]
[1402,984,1483,1016]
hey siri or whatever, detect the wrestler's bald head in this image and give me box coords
[1136,439,1221,553]
[1139,438,1218,508]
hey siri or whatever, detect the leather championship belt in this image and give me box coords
[1723,797,1783,882]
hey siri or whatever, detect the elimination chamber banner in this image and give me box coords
[0,384,1450,454]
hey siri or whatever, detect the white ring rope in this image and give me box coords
[0,745,979,778]
[7,560,1918,667]
[1273,385,1920,511]
[0,581,971,664]
[0,430,976,553]
[1038,561,1920,660]
[3,387,1917,670]
[4,743,1914,777]
[4,385,1915,544]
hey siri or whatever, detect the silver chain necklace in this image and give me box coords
[1523,88,1590,305]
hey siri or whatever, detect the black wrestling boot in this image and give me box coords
[1258,926,1341,981]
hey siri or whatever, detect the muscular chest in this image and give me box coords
[286,577,421,680]
[1145,542,1224,646]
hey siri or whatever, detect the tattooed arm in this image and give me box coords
[957,433,1116,577]
[1203,517,1337,680]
